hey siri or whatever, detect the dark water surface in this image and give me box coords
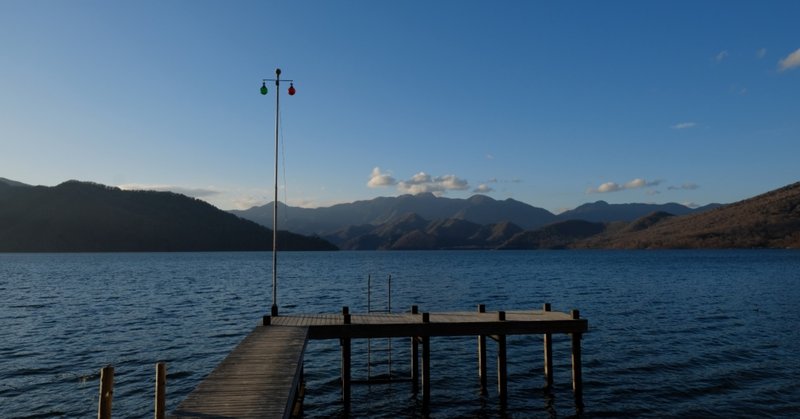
[1,250,799,418]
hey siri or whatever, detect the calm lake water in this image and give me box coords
[1,250,799,418]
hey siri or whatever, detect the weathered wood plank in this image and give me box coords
[171,325,308,419]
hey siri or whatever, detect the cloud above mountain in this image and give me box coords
[367,167,397,187]
[588,178,662,194]
[668,183,699,191]
[368,167,471,196]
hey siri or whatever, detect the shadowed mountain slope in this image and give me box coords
[0,180,336,252]
[575,182,800,249]
[325,212,523,250]
[498,220,607,250]
[557,200,718,223]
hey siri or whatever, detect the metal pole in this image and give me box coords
[271,68,281,317]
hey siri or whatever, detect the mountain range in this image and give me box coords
[231,193,719,236]
[234,183,797,250]
[3,176,797,251]
[0,179,335,252]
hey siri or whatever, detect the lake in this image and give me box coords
[1,250,799,418]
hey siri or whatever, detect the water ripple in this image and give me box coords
[1,250,800,417]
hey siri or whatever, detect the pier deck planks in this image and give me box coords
[171,325,308,419]
[270,309,587,339]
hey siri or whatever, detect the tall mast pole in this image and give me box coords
[271,68,281,317]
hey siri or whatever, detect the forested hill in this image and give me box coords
[574,181,800,249]
[0,180,336,252]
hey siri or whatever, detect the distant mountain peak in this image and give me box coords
[404,192,436,200]
[467,194,495,204]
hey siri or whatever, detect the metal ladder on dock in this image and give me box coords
[366,274,393,383]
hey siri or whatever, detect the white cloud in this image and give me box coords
[473,184,494,194]
[588,178,661,194]
[369,168,471,196]
[407,172,432,185]
[117,183,220,198]
[715,50,729,62]
[625,179,646,189]
[367,167,397,188]
[486,154,495,160]
[437,174,469,190]
[778,47,800,72]
[756,48,767,59]
[682,202,700,209]
[591,182,623,193]
[672,122,696,129]
[668,183,699,191]
[397,173,469,195]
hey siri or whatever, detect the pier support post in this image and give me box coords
[411,336,419,392]
[421,312,431,408]
[543,303,554,390]
[411,305,419,392]
[97,365,114,419]
[155,362,166,419]
[477,304,487,396]
[497,311,507,407]
[570,309,584,413]
[341,307,351,412]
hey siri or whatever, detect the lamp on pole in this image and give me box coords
[260,68,296,317]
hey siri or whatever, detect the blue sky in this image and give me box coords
[2,1,798,213]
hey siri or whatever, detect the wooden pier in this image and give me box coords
[172,304,588,418]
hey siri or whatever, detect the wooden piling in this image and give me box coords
[421,312,431,407]
[342,306,351,325]
[341,306,351,411]
[155,362,166,419]
[543,303,554,389]
[477,304,487,395]
[570,309,584,413]
[97,365,114,419]
[497,311,507,406]
[411,304,419,391]
[411,336,419,392]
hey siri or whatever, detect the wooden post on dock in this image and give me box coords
[421,312,431,407]
[341,306,351,412]
[570,309,584,413]
[496,311,507,406]
[155,362,166,419]
[477,304,487,396]
[411,305,419,392]
[97,365,114,419]
[543,303,554,390]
